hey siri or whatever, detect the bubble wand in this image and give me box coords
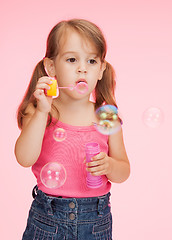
[45,79,88,98]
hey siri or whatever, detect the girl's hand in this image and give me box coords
[33,76,53,113]
[86,152,113,176]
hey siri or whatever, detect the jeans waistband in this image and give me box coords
[32,185,111,216]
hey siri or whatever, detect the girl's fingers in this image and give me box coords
[38,76,53,84]
[91,170,105,176]
[87,164,105,173]
[87,165,106,176]
[87,158,104,167]
[91,152,107,161]
[86,154,110,176]
[32,77,54,113]
[36,83,51,90]
[33,89,45,99]
[35,77,54,94]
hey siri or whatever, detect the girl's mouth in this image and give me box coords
[75,80,88,94]
[76,79,87,84]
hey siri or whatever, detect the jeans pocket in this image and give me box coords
[23,210,59,240]
[92,213,112,240]
[31,223,57,240]
[31,218,57,240]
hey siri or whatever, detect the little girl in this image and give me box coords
[15,19,130,240]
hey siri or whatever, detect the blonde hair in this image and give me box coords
[17,19,118,129]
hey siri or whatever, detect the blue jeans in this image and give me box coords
[22,186,112,240]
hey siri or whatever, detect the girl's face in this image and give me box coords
[47,29,106,99]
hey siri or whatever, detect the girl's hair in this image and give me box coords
[17,19,118,129]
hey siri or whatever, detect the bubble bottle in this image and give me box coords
[85,142,103,188]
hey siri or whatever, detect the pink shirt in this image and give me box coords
[32,119,111,198]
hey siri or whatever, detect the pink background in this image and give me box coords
[0,0,171,239]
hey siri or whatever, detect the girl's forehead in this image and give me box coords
[58,28,99,55]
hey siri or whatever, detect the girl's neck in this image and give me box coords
[52,96,96,126]
[54,94,91,111]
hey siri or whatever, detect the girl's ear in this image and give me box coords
[43,58,56,77]
[98,61,106,80]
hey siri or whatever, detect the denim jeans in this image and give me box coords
[22,186,112,240]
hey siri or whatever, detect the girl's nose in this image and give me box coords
[78,69,87,73]
[77,62,87,73]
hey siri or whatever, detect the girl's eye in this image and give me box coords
[88,59,97,64]
[67,58,76,63]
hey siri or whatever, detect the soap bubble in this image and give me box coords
[94,119,121,135]
[76,82,88,94]
[94,105,121,135]
[143,107,164,128]
[40,162,67,189]
[53,128,67,142]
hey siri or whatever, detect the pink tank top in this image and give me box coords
[32,119,111,198]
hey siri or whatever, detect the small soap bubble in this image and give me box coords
[53,128,67,142]
[40,162,67,189]
[94,105,121,135]
[76,82,88,94]
[143,107,164,128]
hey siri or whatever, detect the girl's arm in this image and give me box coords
[106,128,130,182]
[86,126,130,183]
[15,77,53,167]
[14,105,48,167]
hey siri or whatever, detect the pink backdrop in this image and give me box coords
[0,0,171,239]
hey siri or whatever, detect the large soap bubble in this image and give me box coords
[40,162,67,189]
[143,107,164,128]
[94,105,121,135]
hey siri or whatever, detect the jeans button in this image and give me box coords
[69,202,75,209]
[69,213,75,220]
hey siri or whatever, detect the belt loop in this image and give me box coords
[46,198,54,216]
[97,197,104,216]
[32,185,38,199]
